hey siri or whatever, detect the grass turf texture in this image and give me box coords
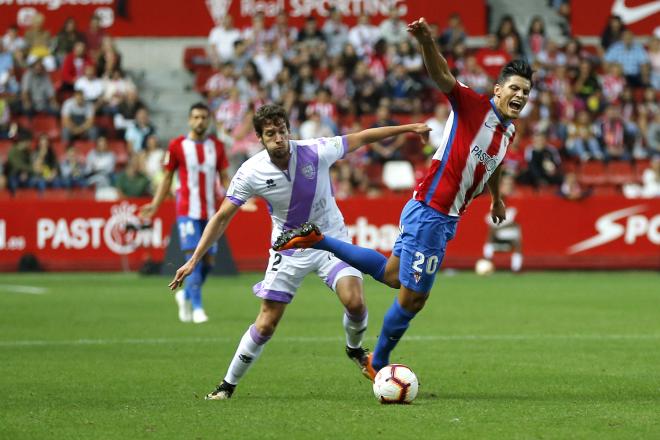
[1,272,658,439]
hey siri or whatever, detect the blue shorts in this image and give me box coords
[176,216,218,255]
[392,200,458,294]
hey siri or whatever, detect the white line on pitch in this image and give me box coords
[1,334,659,348]
[0,285,48,295]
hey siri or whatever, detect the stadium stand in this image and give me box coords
[2,7,659,201]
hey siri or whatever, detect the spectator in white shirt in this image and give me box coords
[322,8,349,57]
[74,64,105,106]
[85,136,116,188]
[349,14,380,57]
[208,15,242,62]
[253,41,283,86]
[379,8,409,45]
[61,90,98,144]
[125,107,156,154]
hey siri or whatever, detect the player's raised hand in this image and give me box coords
[407,17,432,43]
[490,199,506,225]
[168,260,195,290]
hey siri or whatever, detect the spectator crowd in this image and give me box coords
[1,5,659,199]
[1,13,159,198]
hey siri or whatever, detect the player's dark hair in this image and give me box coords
[253,104,290,137]
[189,102,210,115]
[497,59,534,87]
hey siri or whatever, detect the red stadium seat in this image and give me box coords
[577,161,607,186]
[364,162,384,188]
[607,160,637,185]
[95,115,116,139]
[634,159,651,179]
[194,66,215,94]
[108,140,129,166]
[561,159,579,175]
[401,135,425,165]
[0,140,11,159]
[183,46,210,72]
[18,115,60,139]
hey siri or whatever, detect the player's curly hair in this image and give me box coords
[497,59,534,87]
[253,104,290,137]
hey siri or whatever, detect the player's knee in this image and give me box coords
[399,290,427,313]
[343,295,366,316]
[254,317,278,337]
[255,307,285,336]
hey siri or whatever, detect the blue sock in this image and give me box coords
[314,236,387,282]
[201,263,212,283]
[372,298,417,371]
[184,257,204,310]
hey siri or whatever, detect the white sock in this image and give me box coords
[483,243,494,259]
[343,309,368,349]
[511,253,523,272]
[223,324,271,385]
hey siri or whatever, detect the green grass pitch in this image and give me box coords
[1,271,659,439]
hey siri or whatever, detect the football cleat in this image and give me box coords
[175,290,192,323]
[363,353,378,382]
[272,222,323,251]
[192,308,209,324]
[346,346,373,381]
[205,381,235,400]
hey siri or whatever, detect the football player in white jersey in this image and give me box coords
[169,104,430,399]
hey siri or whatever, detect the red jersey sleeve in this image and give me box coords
[213,138,229,172]
[445,81,489,111]
[164,138,180,172]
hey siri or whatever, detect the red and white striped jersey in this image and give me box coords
[414,81,516,217]
[164,135,229,220]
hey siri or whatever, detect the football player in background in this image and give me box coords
[140,103,230,324]
[168,104,430,399]
[274,18,533,380]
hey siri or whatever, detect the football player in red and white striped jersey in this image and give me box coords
[271,17,534,379]
[140,102,230,324]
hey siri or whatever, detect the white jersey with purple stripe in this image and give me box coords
[226,135,362,301]
[227,135,350,249]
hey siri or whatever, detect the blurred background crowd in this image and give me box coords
[1,2,659,200]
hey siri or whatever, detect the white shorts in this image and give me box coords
[252,247,363,304]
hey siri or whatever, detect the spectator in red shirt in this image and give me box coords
[60,40,92,92]
[475,34,511,80]
[84,15,106,58]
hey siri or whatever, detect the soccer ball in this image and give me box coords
[372,364,419,404]
[475,258,495,276]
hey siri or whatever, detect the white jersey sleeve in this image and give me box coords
[226,166,254,206]
[316,136,348,167]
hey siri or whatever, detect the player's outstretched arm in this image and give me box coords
[168,199,240,290]
[345,123,431,152]
[487,165,506,225]
[407,17,456,93]
[139,169,175,220]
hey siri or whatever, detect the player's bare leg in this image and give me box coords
[207,300,287,400]
[382,256,402,289]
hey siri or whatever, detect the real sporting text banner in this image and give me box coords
[0,0,487,36]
